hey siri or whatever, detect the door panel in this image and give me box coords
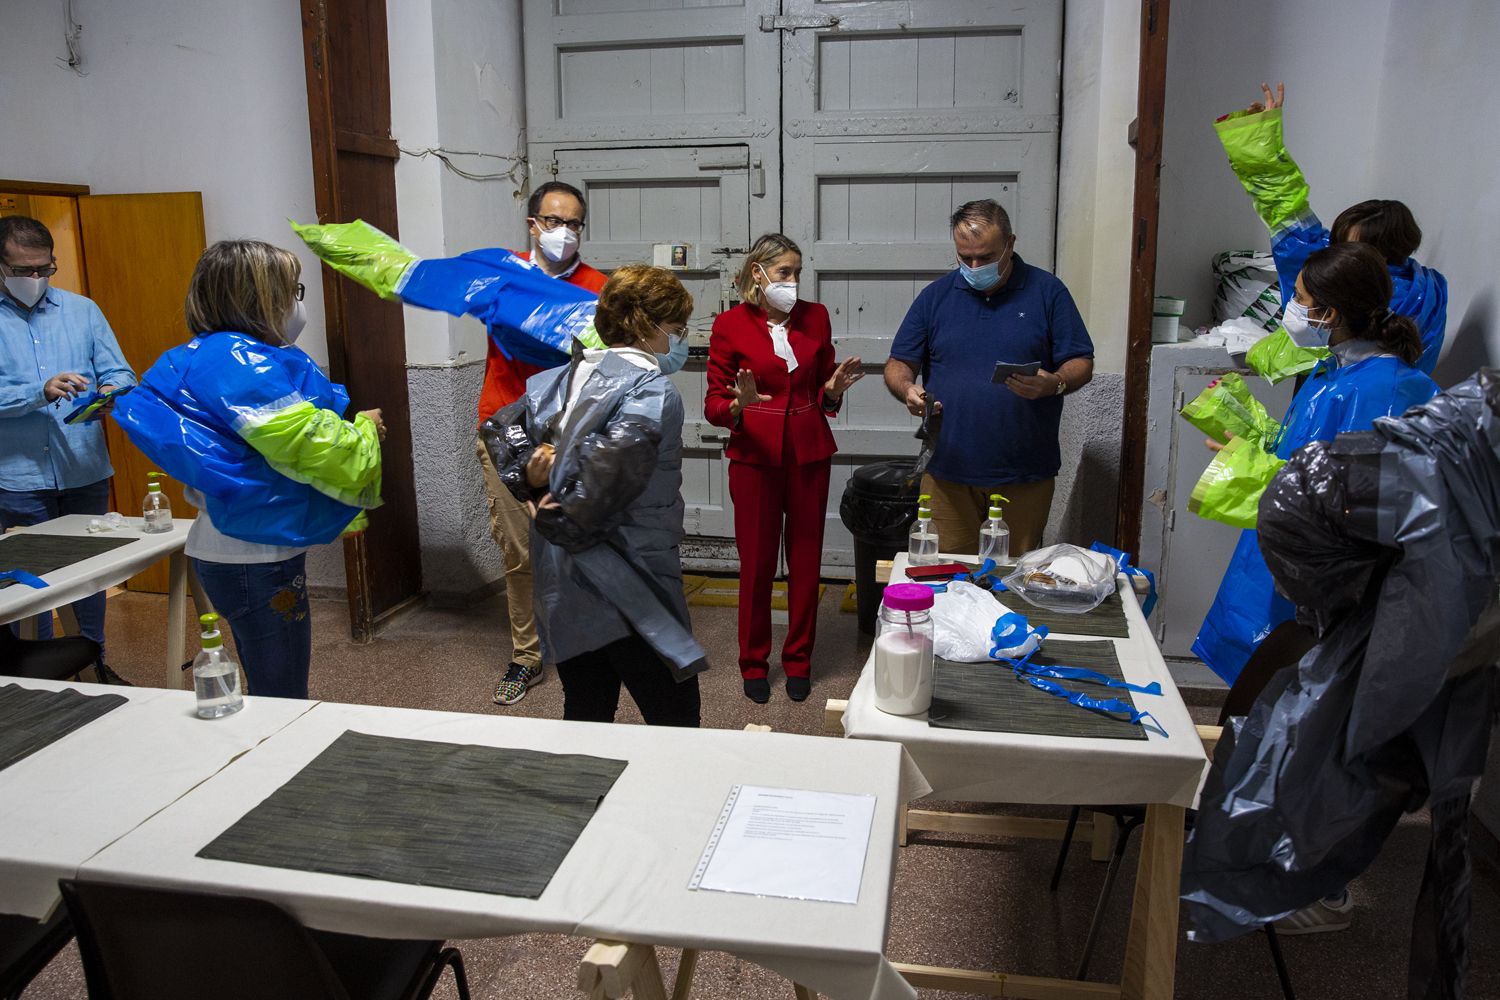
[554,145,752,538]
[526,0,1064,571]
[77,192,206,594]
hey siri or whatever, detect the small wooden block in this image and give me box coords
[1195,723,1221,755]
[823,699,848,736]
[875,559,893,583]
[743,723,772,733]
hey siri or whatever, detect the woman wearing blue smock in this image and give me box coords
[114,241,384,698]
[1215,83,1447,378]
[1194,243,1438,685]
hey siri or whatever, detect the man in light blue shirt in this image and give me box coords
[1,216,136,676]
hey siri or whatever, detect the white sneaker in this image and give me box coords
[1273,890,1354,935]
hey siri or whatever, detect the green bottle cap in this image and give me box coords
[988,493,1008,518]
[199,612,222,649]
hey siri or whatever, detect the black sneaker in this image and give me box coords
[95,662,133,686]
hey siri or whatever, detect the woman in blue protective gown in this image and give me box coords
[114,241,384,698]
[1194,242,1439,685]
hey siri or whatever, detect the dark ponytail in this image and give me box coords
[1300,242,1422,366]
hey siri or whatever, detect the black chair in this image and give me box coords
[58,879,470,1000]
[1048,621,1316,995]
[0,626,102,682]
[0,909,74,1000]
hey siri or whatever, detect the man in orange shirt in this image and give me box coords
[475,181,607,705]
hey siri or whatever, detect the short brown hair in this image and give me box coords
[0,216,53,255]
[185,240,302,346]
[1330,199,1422,264]
[594,264,693,348]
[950,199,1012,240]
[735,233,801,308]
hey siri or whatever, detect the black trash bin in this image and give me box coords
[840,460,922,635]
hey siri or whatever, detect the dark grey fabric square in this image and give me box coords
[927,639,1148,740]
[197,730,628,898]
[0,683,128,771]
[0,533,140,588]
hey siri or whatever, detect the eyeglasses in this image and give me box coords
[2,261,58,278]
[295,282,305,301]
[532,215,586,233]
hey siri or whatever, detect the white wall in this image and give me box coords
[1056,0,1140,375]
[0,0,330,364]
[1157,0,1393,331]
[389,0,529,367]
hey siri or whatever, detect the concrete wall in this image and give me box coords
[388,0,529,602]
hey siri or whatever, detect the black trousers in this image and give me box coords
[555,633,701,728]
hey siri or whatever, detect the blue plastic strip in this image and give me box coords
[0,570,49,589]
[996,647,1167,735]
[1090,541,1158,618]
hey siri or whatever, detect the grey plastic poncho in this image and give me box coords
[482,350,708,681]
[1182,370,1500,996]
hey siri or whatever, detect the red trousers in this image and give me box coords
[728,457,832,680]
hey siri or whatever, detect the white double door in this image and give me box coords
[524,0,1062,568]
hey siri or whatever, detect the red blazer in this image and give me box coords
[705,300,841,466]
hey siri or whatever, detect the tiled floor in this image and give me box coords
[20,585,1500,999]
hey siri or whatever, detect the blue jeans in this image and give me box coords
[191,555,312,699]
[0,479,111,658]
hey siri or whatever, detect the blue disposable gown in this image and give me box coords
[1270,220,1448,374]
[113,332,374,547]
[1193,348,1438,684]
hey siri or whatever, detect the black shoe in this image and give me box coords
[743,677,770,703]
[95,662,133,686]
[785,676,811,702]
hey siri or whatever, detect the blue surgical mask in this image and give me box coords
[656,328,689,374]
[959,260,1001,291]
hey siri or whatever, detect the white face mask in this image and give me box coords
[1283,298,1333,348]
[4,275,47,308]
[754,265,798,313]
[283,298,307,345]
[536,225,580,264]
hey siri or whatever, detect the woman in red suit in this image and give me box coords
[706,234,863,703]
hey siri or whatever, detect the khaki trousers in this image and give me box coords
[475,434,542,668]
[921,474,1055,558]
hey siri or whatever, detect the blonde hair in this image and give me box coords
[185,240,301,345]
[735,233,801,308]
[594,264,693,347]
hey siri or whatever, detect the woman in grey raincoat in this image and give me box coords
[483,264,705,727]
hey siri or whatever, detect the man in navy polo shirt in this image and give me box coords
[885,200,1093,555]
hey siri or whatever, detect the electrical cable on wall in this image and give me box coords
[59,0,86,76]
[398,145,528,187]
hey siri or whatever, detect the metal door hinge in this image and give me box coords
[1167,509,1176,531]
[759,14,839,32]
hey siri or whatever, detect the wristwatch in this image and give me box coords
[1054,375,1067,396]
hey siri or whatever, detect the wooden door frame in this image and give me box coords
[1114,0,1170,554]
[300,0,423,640]
[0,180,91,197]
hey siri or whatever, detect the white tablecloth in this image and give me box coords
[0,678,315,919]
[0,514,192,626]
[843,554,1206,808]
[79,701,932,1000]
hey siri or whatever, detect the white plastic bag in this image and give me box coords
[930,580,1043,661]
[1002,543,1117,614]
[1212,250,1283,333]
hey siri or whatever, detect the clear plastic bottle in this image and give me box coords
[908,493,940,566]
[193,613,243,719]
[978,493,1011,563]
[874,583,936,715]
[141,472,173,533]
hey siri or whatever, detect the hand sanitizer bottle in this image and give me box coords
[908,494,940,566]
[141,472,173,533]
[193,613,244,719]
[978,493,1011,563]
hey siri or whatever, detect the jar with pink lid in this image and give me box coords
[874,583,936,715]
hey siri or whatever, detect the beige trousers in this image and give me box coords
[475,434,541,668]
[921,474,1055,558]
